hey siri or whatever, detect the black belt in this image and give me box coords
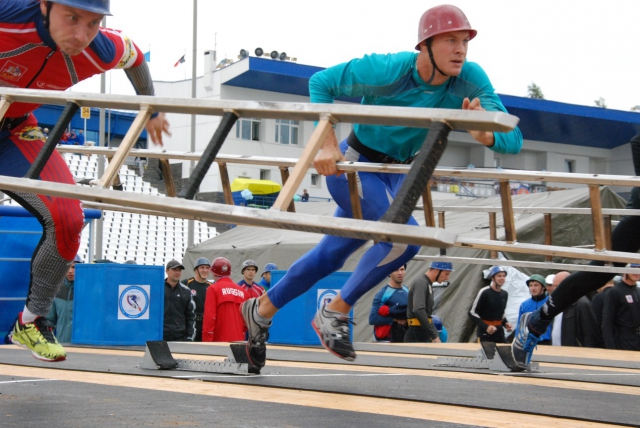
[0,115,28,132]
[346,131,414,165]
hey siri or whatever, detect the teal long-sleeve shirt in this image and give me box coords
[309,51,522,161]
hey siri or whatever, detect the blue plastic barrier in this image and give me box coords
[267,271,352,346]
[0,207,101,338]
[72,264,164,345]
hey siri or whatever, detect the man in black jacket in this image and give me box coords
[163,260,196,342]
[182,257,211,341]
[602,266,640,350]
[549,271,598,347]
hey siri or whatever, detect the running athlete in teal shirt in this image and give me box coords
[309,52,522,160]
[241,5,523,367]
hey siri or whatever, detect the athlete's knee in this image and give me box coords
[53,199,84,260]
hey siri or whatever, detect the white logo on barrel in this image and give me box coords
[118,285,150,320]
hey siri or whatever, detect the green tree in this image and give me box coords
[527,82,544,99]
[595,97,607,108]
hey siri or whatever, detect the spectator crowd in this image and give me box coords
[44,255,638,352]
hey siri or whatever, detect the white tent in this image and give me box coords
[184,187,626,343]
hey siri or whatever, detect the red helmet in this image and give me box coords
[415,5,477,50]
[211,257,232,277]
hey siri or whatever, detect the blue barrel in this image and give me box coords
[72,264,164,345]
[0,207,101,337]
[267,271,352,345]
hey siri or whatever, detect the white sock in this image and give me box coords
[21,306,38,323]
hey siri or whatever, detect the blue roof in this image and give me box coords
[222,57,640,149]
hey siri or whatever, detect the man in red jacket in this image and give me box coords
[2,0,170,363]
[202,258,247,342]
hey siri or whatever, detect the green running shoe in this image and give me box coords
[10,313,67,362]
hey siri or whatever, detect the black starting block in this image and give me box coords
[435,341,538,372]
[140,340,260,375]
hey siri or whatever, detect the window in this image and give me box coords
[275,119,299,145]
[236,118,261,141]
[565,159,575,173]
[260,169,271,181]
[311,173,320,187]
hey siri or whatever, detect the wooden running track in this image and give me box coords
[1,342,638,427]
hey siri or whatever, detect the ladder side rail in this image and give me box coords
[25,101,78,179]
[178,110,239,200]
[96,107,152,188]
[271,116,334,211]
[0,175,458,249]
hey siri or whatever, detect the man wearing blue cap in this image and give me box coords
[258,263,278,292]
[405,261,453,343]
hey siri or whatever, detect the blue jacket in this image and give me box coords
[516,294,552,341]
[369,284,409,326]
[309,51,522,161]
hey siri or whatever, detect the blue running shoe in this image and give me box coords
[511,312,542,370]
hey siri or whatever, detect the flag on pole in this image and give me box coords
[174,54,186,67]
[143,51,151,62]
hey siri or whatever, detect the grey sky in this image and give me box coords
[73,0,640,112]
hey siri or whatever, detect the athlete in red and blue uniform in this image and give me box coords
[241,5,522,369]
[1,0,170,362]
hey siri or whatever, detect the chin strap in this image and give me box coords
[424,39,448,85]
[42,1,54,30]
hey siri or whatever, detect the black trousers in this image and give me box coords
[404,326,434,343]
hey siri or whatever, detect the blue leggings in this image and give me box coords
[268,139,420,308]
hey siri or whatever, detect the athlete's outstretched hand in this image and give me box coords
[313,129,346,176]
[462,97,494,148]
[146,113,171,146]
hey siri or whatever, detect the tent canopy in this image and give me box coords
[184,187,626,343]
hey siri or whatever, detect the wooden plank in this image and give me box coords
[499,181,516,244]
[438,211,445,229]
[106,156,123,191]
[412,255,640,275]
[604,215,613,251]
[347,172,363,220]
[0,96,13,121]
[544,213,553,262]
[589,184,606,251]
[0,176,458,248]
[423,187,435,228]
[56,146,640,188]
[97,107,152,188]
[455,237,640,264]
[489,212,497,259]
[271,117,333,211]
[218,163,234,205]
[159,159,176,197]
[0,88,518,133]
[279,167,295,213]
